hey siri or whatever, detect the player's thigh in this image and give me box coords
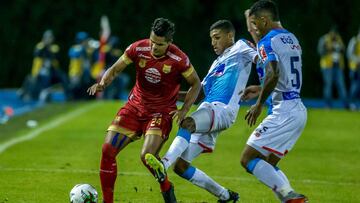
[190,105,214,133]
[108,106,144,141]
[192,102,234,133]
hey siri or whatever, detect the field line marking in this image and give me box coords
[0,167,358,187]
[0,102,100,154]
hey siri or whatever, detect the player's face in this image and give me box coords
[150,31,171,57]
[210,29,233,55]
[249,15,265,37]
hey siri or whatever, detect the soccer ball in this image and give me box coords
[69,184,98,203]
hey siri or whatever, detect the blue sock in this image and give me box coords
[177,128,191,142]
[180,166,196,180]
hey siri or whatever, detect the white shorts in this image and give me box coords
[185,102,237,152]
[246,100,307,158]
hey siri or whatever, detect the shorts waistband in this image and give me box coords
[273,91,300,101]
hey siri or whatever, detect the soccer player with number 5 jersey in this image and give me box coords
[241,1,308,202]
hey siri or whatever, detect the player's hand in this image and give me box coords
[170,107,188,125]
[245,103,262,127]
[240,85,261,102]
[87,83,105,95]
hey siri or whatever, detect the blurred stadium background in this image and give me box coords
[0,0,360,202]
[1,0,360,97]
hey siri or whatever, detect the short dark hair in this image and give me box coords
[249,0,280,21]
[151,18,175,42]
[210,20,235,34]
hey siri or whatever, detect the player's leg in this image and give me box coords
[266,154,308,203]
[174,143,239,202]
[241,108,308,202]
[140,114,176,203]
[161,107,213,169]
[100,130,134,203]
[101,106,142,203]
[241,144,301,201]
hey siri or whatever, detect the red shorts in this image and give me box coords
[107,104,173,140]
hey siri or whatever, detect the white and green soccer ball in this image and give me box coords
[69,184,98,203]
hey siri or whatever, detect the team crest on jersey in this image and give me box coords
[139,59,147,68]
[162,64,171,74]
[259,45,267,62]
[115,116,121,122]
[145,68,161,83]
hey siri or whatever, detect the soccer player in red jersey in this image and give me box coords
[87,18,201,203]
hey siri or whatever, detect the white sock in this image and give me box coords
[276,168,290,186]
[189,168,229,200]
[162,136,189,169]
[252,159,292,197]
[272,168,292,200]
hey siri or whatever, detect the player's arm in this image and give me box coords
[181,70,201,111]
[171,68,201,124]
[245,61,279,126]
[178,87,204,104]
[87,55,129,95]
[240,85,261,102]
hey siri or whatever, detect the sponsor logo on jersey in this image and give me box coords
[145,68,161,83]
[259,45,267,62]
[139,59,147,68]
[167,51,182,62]
[212,63,225,76]
[162,64,171,74]
[136,46,151,51]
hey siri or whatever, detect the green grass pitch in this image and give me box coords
[0,101,359,203]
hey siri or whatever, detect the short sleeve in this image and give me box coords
[122,43,137,64]
[180,55,194,78]
[258,38,278,63]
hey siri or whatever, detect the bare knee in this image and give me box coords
[173,158,190,176]
[240,145,266,171]
[180,117,196,133]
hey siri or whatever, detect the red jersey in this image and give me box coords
[121,39,194,115]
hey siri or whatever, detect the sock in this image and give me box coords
[274,166,290,186]
[180,166,229,200]
[247,158,292,197]
[270,167,292,200]
[141,155,171,192]
[100,143,118,203]
[162,128,191,169]
[274,166,293,198]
